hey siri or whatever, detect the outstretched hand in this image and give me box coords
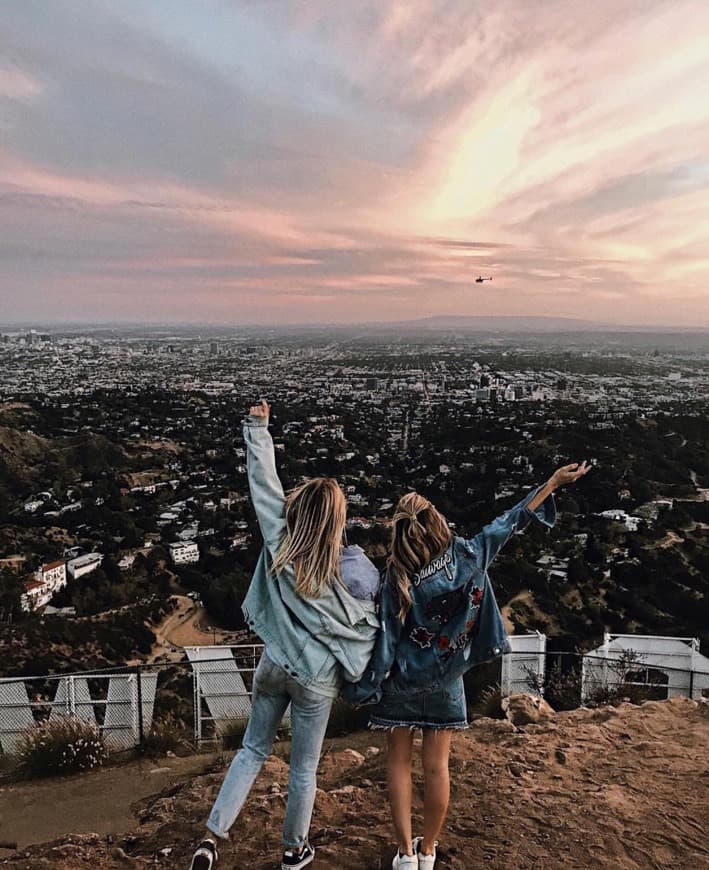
[249,399,270,420]
[549,461,592,489]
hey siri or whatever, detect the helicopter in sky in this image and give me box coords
[475,275,493,283]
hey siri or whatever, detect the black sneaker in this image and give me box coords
[189,838,219,870]
[281,842,315,869]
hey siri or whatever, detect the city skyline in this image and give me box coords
[2,1,709,326]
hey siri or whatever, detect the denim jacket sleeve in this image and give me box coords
[467,485,557,571]
[342,582,402,706]
[243,416,286,558]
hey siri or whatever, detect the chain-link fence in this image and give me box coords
[0,670,159,754]
[0,645,270,757]
[498,632,709,707]
[1,641,707,758]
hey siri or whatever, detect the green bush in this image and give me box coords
[17,715,107,778]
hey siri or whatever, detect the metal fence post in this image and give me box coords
[68,675,75,717]
[135,665,144,746]
[193,665,202,745]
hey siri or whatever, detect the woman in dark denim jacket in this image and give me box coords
[345,462,590,869]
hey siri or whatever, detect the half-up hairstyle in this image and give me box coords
[387,492,452,621]
[271,477,346,598]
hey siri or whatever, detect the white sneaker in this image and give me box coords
[416,838,438,869]
[392,840,419,869]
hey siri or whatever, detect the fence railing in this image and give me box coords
[1,645,707,757]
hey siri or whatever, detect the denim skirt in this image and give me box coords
[369,675,468,731]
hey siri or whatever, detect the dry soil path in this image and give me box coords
[0,753,217,853]
[145,596,242,663]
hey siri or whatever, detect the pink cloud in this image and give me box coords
[0,64,42,101]
[2,1,709,325]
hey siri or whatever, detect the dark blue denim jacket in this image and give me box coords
[342,487,556,705]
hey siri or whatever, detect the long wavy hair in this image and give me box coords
[271,477,347,598]
[387,492,452,620]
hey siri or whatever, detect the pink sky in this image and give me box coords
[1,0,709,326]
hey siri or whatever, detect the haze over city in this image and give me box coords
[2,0,709,326]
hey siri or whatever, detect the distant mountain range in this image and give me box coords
[384,315,709,333]
[2,316,708,335]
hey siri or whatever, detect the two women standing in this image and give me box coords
[190,400,589,869]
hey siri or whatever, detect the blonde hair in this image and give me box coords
[387,492,452,620]
[271,477,347,598]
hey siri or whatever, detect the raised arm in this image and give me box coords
[526,462,591,512]
[243,399,286,556]
[468,461,590,571]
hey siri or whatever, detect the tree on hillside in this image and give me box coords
[0,568,23,623]
[202,567,252,630]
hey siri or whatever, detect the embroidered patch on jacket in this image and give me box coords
[425,586,468,623]
[412,552,453,585]
[410,626,435,649]
[440,631,469,661]
[438,635,450,650]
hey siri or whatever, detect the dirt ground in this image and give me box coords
[0,753,216,852]
[143,595,245,664]
[501,589,561,635]
[1,696,707,869]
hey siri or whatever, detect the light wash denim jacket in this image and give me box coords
[343,488,556,705]
[241,417,381,697]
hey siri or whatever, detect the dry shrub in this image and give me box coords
[469,684,505,719]
[137,714,185,758]
[17,714,107,778]
[219,718,250,751]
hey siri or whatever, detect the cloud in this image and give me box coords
[0,0,708,325]
[0,63,43,101]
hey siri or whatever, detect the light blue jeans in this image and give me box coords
[206,653,334,848]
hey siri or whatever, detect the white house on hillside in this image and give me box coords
[169,541,200,565]
[597,509,641,532]
[67,553,103,580]
[21,559,67,612]
[39,560,66,590]
[21,578,52,611]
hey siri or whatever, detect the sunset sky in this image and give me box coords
[2,0,709,326]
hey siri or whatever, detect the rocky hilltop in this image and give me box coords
[2,696,708,869]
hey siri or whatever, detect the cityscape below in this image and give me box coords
[1,323,707,674]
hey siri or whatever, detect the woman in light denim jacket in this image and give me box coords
[345,462,590,870]
[190,401,380,870]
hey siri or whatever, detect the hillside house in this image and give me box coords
[21,579,50,612]
[169,541,200,565]
[597,509,641,532]
[67,553,103,580]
